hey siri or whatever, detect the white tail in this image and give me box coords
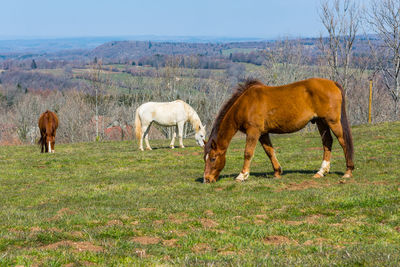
[135,108,142,143]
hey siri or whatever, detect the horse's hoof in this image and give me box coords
[145,147,152,151]
[235,172,249,182]
[170,146,175,149]
[274,167,283,178]
[313,173,324,178]
[342,173,352,178]
[180,146,185,148]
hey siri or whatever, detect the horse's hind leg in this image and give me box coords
[170,126,177,149]
[140,123,152,151]
[259,133,282,178]
[327,121,354,178]
[313,119,333,178]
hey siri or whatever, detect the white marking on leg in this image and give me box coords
[48,141,51,153]
[205,154,209,161]
[317,160,330,176]
[236,172,249,182]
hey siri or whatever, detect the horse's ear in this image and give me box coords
[211,139,217,149]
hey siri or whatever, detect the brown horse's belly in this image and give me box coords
[265,112,316,134]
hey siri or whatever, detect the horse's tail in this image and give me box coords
[134,107,142,142]
[38,132,45,146]
[336,82,354,170]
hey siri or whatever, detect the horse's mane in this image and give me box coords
[205,79,263,154]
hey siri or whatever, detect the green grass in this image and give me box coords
[0,122,399,266]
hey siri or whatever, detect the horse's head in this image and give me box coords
[203,139,226,183]
[195,125,206,147]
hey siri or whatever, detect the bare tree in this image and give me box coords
[88,59,103,140]
[264,39,311,85]
[366,0,400,118]
[319,0,360,95]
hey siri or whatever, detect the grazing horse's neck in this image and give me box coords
[215,111,238,151]
[186,105,202,132]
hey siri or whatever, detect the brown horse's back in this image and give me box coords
[39,111,59,133]
[235,78,342,134]
[38,110,59,152]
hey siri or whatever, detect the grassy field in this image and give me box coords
[0,122,399,266]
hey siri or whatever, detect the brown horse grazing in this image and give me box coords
[38,110,59,153]
[203,78,354,183]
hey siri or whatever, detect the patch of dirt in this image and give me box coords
[132,236,161,245]
[200,218,219,228]
[277,180,325,192]
[130,220,139,225]
[163,239,179,247]
[263,235,297,245]
[106,220,123,226]
[254,220,265,225]
[394,226,400,232]
[40,241,103,252]
[192,243,211,253]
[214,187,224,191]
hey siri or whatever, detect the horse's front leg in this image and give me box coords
[177,121,185,148]
[236,128,261,182]
[259,133,282,178]
[170,127,177,149]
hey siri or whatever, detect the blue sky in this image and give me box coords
[1,0,327,39]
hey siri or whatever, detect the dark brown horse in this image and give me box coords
[38,110,59,153]
[203,78,354,183]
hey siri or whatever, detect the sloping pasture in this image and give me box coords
[0,122,399,265]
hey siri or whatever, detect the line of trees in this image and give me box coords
[0,0,399,145]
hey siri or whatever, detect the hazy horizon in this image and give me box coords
[1,0,327,40]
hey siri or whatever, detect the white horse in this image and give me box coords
[135,100,206,151]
